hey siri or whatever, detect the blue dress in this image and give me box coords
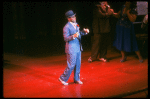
[113,5,139,52]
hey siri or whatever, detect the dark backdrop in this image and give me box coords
[3,1,145,57]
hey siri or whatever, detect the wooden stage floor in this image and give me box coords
[3,50,148,98]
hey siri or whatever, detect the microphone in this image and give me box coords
[107,5,110,8]
[106,5,110,11]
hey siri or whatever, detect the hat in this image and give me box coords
[65,10,76,18]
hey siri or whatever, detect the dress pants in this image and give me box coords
[91,33,110,60]
[60,51,81,82]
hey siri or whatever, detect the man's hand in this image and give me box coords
[126,9,131,15]
[83,28,90,33]
[73,32,79,38]
[108,8,114,15]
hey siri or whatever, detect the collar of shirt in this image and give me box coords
[70,22,77,29]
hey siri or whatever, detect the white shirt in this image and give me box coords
[70,22,77,30]
[70,22,78,39]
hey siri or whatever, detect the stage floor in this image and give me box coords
[3,50,148,98]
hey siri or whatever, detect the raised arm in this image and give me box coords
[126,9,137,22]
[80,28,89,36]
[113,11,121,18]
[94,5,113,18]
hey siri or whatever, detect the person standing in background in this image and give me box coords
[113,1,143,63]
[88,1,114,63]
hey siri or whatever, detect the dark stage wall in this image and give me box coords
[3,1,146,56]
[3,1,95,55]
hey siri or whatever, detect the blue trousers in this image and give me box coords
[60,51,81,82]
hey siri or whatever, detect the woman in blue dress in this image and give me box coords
[113,1,143,62]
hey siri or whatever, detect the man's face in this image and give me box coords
[100,1,108,9]
[125,1,131,8]
[100,1,107,6]
[69,15,76,23]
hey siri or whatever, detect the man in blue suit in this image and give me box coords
[59,10,89,85]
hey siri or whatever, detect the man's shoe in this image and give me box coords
[99,58,109,62]
[75,81,83,84]
[88,57,92,63]
[59,78,68,85]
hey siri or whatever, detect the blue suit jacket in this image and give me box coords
[63,22,87,54]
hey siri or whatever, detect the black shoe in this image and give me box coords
[139,59,143,63]
[120,56,127,62]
